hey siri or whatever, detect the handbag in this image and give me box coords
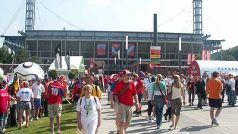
[157,84,168,105]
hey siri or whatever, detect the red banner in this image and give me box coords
[202,50,207,60]
[112,43,120,56]
[97,44,106,56]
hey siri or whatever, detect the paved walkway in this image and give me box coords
[98,93,238,134]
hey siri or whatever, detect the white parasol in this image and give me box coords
[14,62,45,80]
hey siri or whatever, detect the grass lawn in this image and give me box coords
[6,104,80,134]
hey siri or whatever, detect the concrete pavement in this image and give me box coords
[98,93,238,134]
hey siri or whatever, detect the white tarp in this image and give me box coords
[0,67,3,76]
[14,62,45,80]
[49,56,85,72]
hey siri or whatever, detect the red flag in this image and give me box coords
[192,54,196,61]
[90,58,94,68]
[206,50,211,60]
[187,53,191,65]
[202,50,207,60]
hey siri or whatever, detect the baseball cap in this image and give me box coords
[122,69,132,75]
[59,75,65,80]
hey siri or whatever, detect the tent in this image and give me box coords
[14,62,45,80]
[188,60,238,77]
[49,56,85,73]
[0,67,3,76]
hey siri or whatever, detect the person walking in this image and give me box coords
[167,75,185,130]
[0,81,10,134]
[31,79,45,120]
[195,76,206,109]
[76,84,101,134]
[16,81,34,129]
[47,76,66,134]
[152,74,167,129]
[114,70,139,134]
[206,71,223,126]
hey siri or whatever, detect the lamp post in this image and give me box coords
[114,57,116,74]
[178,36,182,74]
[125,35,128,69]
[139,57,141,72]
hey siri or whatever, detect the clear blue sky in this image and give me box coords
[0,0,237,49]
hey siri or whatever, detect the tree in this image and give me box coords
[31,56,43,64]
[15,48,30,64]
[68,70,78,80]
[48,70,57,80]
[0,47,12,63]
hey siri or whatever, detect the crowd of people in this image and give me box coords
[0,69,238,134]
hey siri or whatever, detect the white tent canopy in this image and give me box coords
[189,60,238,77]
[0,67,3,76]
[14,62,45,80]
[49,56,85,72]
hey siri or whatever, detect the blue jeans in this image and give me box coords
[154,95,164,127]
[0,113,8,133]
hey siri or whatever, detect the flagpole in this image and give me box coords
[178,36,182,74]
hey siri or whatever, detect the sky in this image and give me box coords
[0,0,237,49]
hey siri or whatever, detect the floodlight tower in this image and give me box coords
[193,0,203,34]
[25,0,35,31]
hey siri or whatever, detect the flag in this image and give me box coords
[192,54,196,62]
[187,53,192,65]
[65,49,70,70]
[55,43,62,69]
[12,74,19,92]
[90,58,95,68]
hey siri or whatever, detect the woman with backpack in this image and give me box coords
[76,84,101,134]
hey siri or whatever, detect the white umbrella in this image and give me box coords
[14,62,45,80]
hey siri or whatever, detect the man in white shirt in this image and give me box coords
[17,81,34,129]
[226,74,236,106]
[31,79,45,120]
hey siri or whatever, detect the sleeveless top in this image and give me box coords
[171,84,183,100]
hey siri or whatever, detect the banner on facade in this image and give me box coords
[97,44,106,56]
[150,46,161,67]
[112,43,120,56]
[127,44,135,57]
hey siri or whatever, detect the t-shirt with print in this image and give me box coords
[0,89,10,113]
[114,81,137,106]
[16,87,34,101]
[48,81,65,104]
[31,83,45,99]
[76,96,101,122]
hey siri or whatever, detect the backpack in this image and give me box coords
[79,96,97,106]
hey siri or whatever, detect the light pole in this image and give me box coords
[125,35,128,69]
[114,57,116,74]
[139,57,141,72]
[178,36,182,74]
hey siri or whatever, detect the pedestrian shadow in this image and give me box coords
[126,127,170,134]
[180,125,212,132]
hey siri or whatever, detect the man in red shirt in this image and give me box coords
[0,82,10,134]
[48,76,66,134]
[133,73,144,117]
[114,70,139,134]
